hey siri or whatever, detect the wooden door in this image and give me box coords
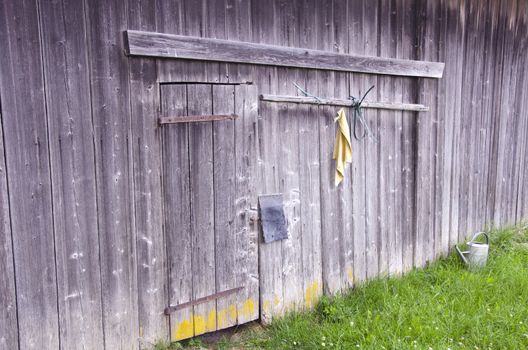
[160,83,259,341]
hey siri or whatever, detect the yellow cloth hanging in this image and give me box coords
[333,108,352,187]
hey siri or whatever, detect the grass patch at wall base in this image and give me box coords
[160,225,528,349]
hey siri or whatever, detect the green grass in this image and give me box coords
[157,225,528,349]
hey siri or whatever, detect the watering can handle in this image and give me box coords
[455,245,469,265]
[470,231,489,245]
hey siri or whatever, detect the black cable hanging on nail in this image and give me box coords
[349,85,375,141]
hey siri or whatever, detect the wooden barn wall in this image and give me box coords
[0,0,527,348]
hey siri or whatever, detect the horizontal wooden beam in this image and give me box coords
[125,30,444,79]
[159,114,238,124]
[259,94,430,112]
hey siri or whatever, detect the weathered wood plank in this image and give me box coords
[414,0,437,266]
[38,0,105,348]
[378,0,399,276]
[86,0,138,347]
[161,85,194,342]
[298,0,323,308]
[0,0,60,348]
[448,0,466,247]
[348,0,368,284]
[316,0,345,295]
[251,0,283,325]
[128,0,169,346]
[259,95,430,111]
[233,84,260,324]
[224,0,261,325]
[188,84,217,336]
[400,0,417,271]
[124,30,445,78]
[352,0,381,281]
[276,68,303,314]
[275,0,304,314]
[330,0,355,291]
[212,84,238,330]
[0,100,18,349]
[256,66,284,323]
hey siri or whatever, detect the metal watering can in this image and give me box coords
[455,232,490,270]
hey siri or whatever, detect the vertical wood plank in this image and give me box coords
[448,0,466,247]
[348,0,369,285]
[464,0,486,237]
[38,0,104,348]
[356,0,381,280]
[251,0,283,324]
[414,0,438,266]
[378,0,401,276]
[187,84,217,336]
[316,0,343,295]
[128,0,169,346]
[161,85,194,342]
[212,84,238,330]
[0,0,60,348]
[0,101,18,349]
[400,0,417,271]
[333,0,355,290]
[233,83,260,324]
[225,0,260,325]
[276,0,304,313]
[276,69,303,312]
[85,0,138,347]
[298,0,323,308]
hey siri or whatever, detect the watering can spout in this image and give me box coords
[456,232,489,270]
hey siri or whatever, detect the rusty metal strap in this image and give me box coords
[164,286,244,315]
[159,113,238,124]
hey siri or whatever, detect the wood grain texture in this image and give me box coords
[348,0,367,284]
[187,84,217,337]
[212,84,237,330]
[0,100,18,349]
[414,0,438,267]
[233,84,260,324]
[161,84,194,342]
[85,0,138,347]
[399,0,417,272]
[298,0,323,308]
[128,0,169,346]
[38,0,104,348]
[224,0,260,326]
[316,0,345,295]
[124,30,445,79]
[251,0,283,325]
[0,0,59,348]
[259,95,430,111]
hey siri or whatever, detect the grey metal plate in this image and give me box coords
[258,194,288,243]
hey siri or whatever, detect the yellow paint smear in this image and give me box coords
[304,281,320,309]
[194,315,205,335]
[229,304,237,321]
[172,318,193,341]
[206,310,216,332]
[347,267,354,283]
[217,304,237,328]
[195,310,217,335]
[241,299,255,319]
[263,300,271,314]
